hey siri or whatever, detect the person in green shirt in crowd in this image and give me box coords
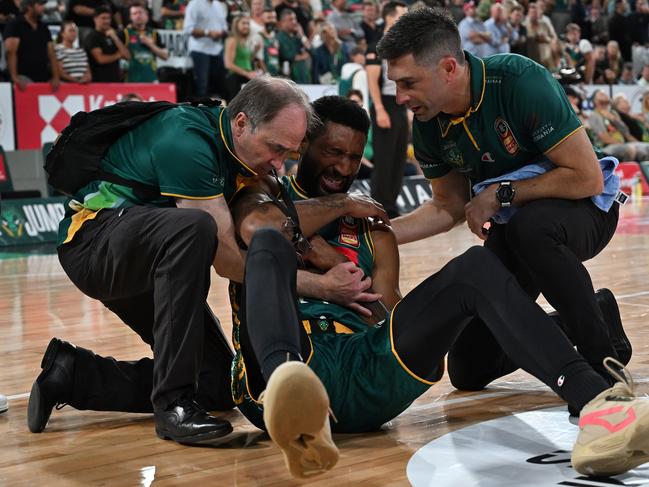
[260,8,280,76]
[160,0,188,30]
[122,3,169,82]
[224,15,258,102]
[276,8,311,83]
[26,77,385,447]
[377,5,632,422]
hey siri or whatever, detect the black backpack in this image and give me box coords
[44,99,220,199]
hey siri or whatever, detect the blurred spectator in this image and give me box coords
[160,0,187,30]
[570,0,586,30]
[122,3,168,82]
[313,22,344,83]
[536,0,558,39]
[641,91,649,125]
[260,7,279,75]
[5,0,59,90]
[68,0,108,40]
[277,8,311,82]
[366,0,407,219]
[548,37,571,73]
[340,46,367,109]
[587,89,649,162]
[638,64,649,86]
[274,0,312,38]
[484,3,510,54]
[508,4,527,56]
[224,0,248,24]
[55,20,91,82]
[564,22,593,83]
[360,0,382,50]
[183,0,228,97]
[608,0,631,61]
[224,15,257,101]
[612,93,649,141]
[85,5,130,82]
[120,92,144,100]
[595,40,622,84]
[583,4,607,45]
[631,0,649,46]
[524,2,554,68]
[248,0,265,37]
[327,0,362,52]
[0,0,20,26]
[618,62,636,85]
[41,0,64,24]
[458,1,491,58]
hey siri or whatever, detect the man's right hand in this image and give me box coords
[321,261,382,317]
[341,193,389,222]
[375,106,391,129]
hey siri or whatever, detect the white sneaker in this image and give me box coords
[0,394,7,414]
[572,357,649,476]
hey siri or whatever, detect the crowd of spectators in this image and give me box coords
[2,0,649,170]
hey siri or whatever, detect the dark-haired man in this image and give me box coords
[84,5,130,82]
[377,7,631,404]
[26,77,381,447]
[228,95,649,479]
[4,0,60,90]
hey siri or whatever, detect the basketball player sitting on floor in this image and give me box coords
[227,96,649,479]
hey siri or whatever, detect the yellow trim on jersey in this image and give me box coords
[544,125,582,154]
[333,321,354,334]
[388,301,439,386]
[160,192,224,200]
[288,175,309,199]
[218,109,258,176]
[302,319,312,334]
[63,208,101,244]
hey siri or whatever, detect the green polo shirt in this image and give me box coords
[58,104,256,246]
[413,51,602,186]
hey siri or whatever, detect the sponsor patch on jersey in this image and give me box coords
[339,216,360,248]
[481,152,495,162]
[494,117,519,155]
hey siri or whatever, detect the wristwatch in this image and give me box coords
[495,181,516,207]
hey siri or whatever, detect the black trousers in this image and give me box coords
[370,95,408,217]
[57,206,234,412]
[241,229,607,412]
[448,197,619,390]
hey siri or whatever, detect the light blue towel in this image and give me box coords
[472,156,621,224]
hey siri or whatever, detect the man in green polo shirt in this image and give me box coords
[25,77,328,446]
[376,9,629,408]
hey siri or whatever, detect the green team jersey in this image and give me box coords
[413,51,604,186]
[58,105,256,246]
[229,175,378,404]
[123,27,160,82]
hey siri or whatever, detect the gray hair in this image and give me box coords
[226,76,318,133]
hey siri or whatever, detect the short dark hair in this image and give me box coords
[94,5,112,17]
[227,75,317,132]
[377,7,464,66]
[381,0,406,20]
[309,96,370,141]
[279,7,295,21]
[346,89,364,101]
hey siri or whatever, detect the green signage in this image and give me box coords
[0,197,67,247]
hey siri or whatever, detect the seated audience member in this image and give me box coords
[638,64,649,86]
[4,0,59,90]
[84,5,130,82]
[56,20,91,83]
[611,93,649,142]
[618,62,636,85]
[587,89,649,161]
[594,40,623,84]
[224,15,258,102]
[122,3,168,82]
[277,8,311,83]
[313,22,344,84]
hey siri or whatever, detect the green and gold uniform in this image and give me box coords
[122,27,163,82]
[58,105,255,247]
[229,176,432,433]
[412,51,604,186]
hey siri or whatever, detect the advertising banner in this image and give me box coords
[0,82,14,151]
[0,196,67,246]
[14,83,177,150]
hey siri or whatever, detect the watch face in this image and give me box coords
[497,184,514,203]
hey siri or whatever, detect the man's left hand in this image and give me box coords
[464,184,500,240]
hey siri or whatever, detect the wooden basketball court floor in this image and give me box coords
[2,200,649,486]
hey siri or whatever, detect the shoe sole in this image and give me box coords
[263,362,339,478]
[572,408,649,476]
[155,422,234,446]
[27,338,62,433]
[597,288,632,365]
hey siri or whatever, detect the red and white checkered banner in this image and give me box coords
[14,83,177,150]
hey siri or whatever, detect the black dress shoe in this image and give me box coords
[596,288,632,365]
[27,338,76,433]
[155,399,233,445]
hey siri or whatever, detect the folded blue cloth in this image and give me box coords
[472,156,621,224]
